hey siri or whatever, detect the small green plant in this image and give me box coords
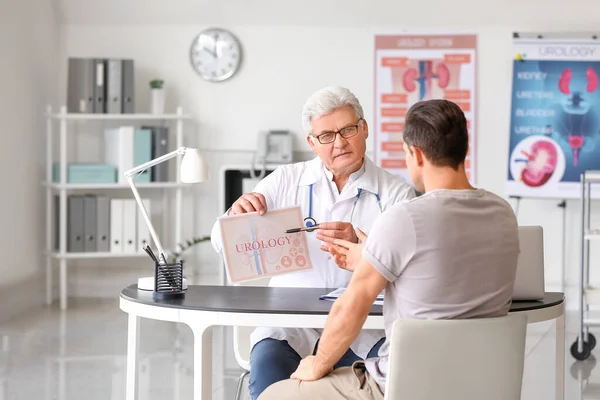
[150,79,164,89]
[168,235,211,263]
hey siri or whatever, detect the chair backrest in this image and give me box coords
[383,313,527,400]
[232,277,271,370]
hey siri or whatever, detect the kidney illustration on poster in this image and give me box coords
[506,37,600,199]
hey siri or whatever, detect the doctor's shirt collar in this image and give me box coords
[299,156,379,195]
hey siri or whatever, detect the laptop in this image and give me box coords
[512,225,545,301]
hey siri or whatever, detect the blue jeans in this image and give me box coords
[248,337,385,400]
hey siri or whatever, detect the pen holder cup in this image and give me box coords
[153,260,185,300]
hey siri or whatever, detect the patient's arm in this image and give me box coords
[311,257,388,377]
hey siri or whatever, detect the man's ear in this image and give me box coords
[306,135,317,154]
[362,119,369,139]
[412,146,425,166]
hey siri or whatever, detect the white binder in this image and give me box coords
[137,198,151,253]
[104,126,134,184]
[109,199,123,253]
[122,198,138,253]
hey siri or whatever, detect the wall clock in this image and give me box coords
[190,28,242,82]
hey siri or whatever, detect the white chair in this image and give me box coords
[233,277,271,400]
[383,313,527,400]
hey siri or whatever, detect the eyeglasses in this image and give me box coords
[311,119,363,144]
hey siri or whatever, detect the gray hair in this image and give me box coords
[301,86,364,135]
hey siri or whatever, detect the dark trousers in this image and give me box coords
[248,337,385,400]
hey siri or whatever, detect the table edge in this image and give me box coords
[119,286,564,315]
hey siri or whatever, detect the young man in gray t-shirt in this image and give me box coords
[258,99,520,400]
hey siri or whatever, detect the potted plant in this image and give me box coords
[149,79,165,114]
[167,235,211,264]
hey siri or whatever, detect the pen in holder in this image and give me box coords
[153,260,186,300]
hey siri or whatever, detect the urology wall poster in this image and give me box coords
[374,33,478,184]
[218,206,313,283]
[507,36,600,199]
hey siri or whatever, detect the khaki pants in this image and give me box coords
[258,362,384,400]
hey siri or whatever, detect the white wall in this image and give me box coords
[0,0,60,319]
[59,0,600,304]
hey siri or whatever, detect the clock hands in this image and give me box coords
[202,33,220,59]
[202,47,217,58]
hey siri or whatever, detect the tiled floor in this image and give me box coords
[0,287,597,399]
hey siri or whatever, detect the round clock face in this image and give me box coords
[190,28,242,82]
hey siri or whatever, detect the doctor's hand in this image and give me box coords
[315,222,358,248]
[327,228,368,272]
[228,192,267,216]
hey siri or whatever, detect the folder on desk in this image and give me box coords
[67,58,95,113]
[320,288,385,306]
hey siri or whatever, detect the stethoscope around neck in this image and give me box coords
[303,183,382,229]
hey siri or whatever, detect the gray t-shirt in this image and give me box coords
[362,188,520,389]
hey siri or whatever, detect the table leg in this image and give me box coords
[188,323,213,400]
[556,311,565,400]
[126,314,140,400]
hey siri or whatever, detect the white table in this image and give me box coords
[119,285,565,400]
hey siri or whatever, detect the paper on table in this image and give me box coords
[320,287,385,306]
[218,205,313,283]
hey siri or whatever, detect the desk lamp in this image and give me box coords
[124,147,209,298]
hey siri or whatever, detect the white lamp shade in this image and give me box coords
[180,148,209,183]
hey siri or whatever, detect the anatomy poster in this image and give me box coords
[218,206,313,283]
[374,33,477,184]
[507,37,600,199]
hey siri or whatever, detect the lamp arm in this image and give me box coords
[123,147,187,178]
[127,176,168,263]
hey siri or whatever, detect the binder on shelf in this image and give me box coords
[106,59,123,114]
[122,59,135,113]
[93,59,106,114]
[68,195,85,252]
[134,129,152,182]
[137,198,151,252]
[144,126,169,181]
[110,199,123,253]
[96,196,110,252]
[122,199,137,253]
[67,58,95,113]
[104,126,134,184]
[83,195,97,252]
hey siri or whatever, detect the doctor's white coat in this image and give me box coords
[211,156,416,359]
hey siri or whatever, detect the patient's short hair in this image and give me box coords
[403,99,468,170]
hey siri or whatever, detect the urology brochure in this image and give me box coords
[506,36,600,199]
[218,205,313,283]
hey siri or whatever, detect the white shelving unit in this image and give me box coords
[572,170,600,360]
[44,105,194,310]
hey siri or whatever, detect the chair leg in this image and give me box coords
[235,370,250,400]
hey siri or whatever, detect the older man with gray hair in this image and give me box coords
[210,86,415,400]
